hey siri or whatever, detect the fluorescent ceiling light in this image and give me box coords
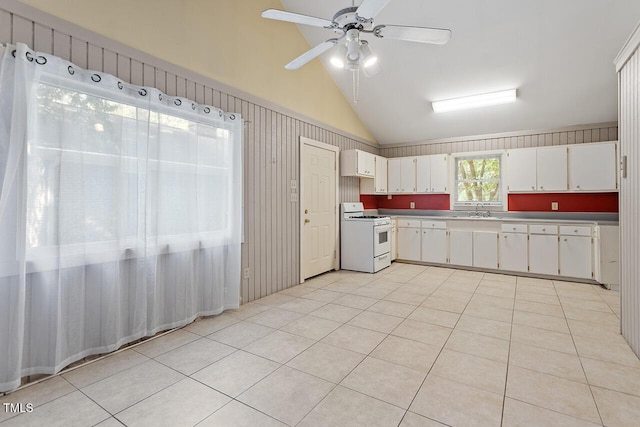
[432,89,517,113]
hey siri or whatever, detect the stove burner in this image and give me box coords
[354,216,381,219]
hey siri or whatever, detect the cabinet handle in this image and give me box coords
[540,186,544,190]
[574,229,578,233]
[564,238,568,241]
[531,186,535,190]
[431,188,435,192]
[504,235,508,239]
[542,228,546,231]
[577,185,581,189]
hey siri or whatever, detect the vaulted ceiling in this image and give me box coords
[278,0,640,144]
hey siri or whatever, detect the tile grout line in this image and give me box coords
[499,275,518,427]
[553,279,606,426]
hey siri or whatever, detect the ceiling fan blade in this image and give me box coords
[262,9,334,28]
[285,40,337,70]
[356,0,392,20]
[374,25,452,45]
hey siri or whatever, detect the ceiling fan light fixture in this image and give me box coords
[432,89,517,113]
[360,41,378,68]
[330,45,348,68]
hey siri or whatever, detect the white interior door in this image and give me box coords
[301,138,338,281]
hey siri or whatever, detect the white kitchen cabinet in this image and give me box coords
[537,146,568,191]
[449,230,473,266]
[397,226,421,261]
[340,149,375,178]
[507,146,567,192]
[569,142,617,191]
[507,148,537,192]
[389,157,416,193]
[421,222,447,264]
[500,233,528,272]
[529,234,559,275]
[360,155,388,194]
[390,219,397,261]
[559,235,593,279]
[416,155,449,193]
[473,231,498,269]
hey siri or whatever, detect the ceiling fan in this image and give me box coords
[262,0,452,102]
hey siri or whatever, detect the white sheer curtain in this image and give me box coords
[0,43,242,393]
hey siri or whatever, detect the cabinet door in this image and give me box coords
[560,235,592,279]
[388,159,402,193]
[529,234,559,275]
[537,146,567,191]
[397,227,421,261]
[400,157,417,193]
[375,156,388,193]
[421,229,447,264]
[569,142,617,191]
[430,154,449,193]
[473,231,498,269]
[449,230,473,266]
[390,221,397,261]
[507,148,537,192]
[416,156,431,193]
[357,151,374,177]
[500,233,528,272]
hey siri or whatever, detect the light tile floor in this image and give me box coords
[1,263,638,426]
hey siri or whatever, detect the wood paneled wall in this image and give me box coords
[0,6,379,304]
[618,47,640,357]
[380,125,618,158]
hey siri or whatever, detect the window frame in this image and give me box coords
[451,151,506,211]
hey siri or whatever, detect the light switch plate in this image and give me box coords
[551,202,559,211]
[410,202,415,209]
[387,194,392,200]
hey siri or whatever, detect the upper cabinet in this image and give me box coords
[388,157,416,193]
[569,141,617,191]
[507,146,567,192]
[360,155,388,194]
[416,155,449,193]
[341,149,375,178]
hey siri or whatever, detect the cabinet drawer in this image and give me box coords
[398,219,421,228]
[529,224,558,235]
[501,224,528,234]
[421,220,447,229]
[559,226,592,236]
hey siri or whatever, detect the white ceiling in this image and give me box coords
[278,0,640,144]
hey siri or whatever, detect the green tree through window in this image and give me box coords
[455,155,501,204]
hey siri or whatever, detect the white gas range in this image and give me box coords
[340,202,391,273]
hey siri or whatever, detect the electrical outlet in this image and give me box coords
[243,268,250,279]
[291,193,298,202]
[410,201,415,209]
[551,202,559,211]
[387,194,392,200]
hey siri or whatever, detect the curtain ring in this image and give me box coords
[229,114,236,120]
[25,51,34,62]
[174,99,182,106]
[91,74,101,82]
[192,103,196,110]
[68,65,75,75]
[117,81,123,90]
[204,107,210,114]
[219,111,223,117]
[139,88,147,96]
[11,49,16,58]
[158,93,163,101]
[35,55,47,65]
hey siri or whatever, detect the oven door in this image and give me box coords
[373,224,391,258]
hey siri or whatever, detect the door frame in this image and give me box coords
[299,137,340,284]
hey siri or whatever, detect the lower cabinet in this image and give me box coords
[397,227,421,261]
[473,231,498,269]
[500,233,528,272]
[560,235,593,279]
[449,230,473,266]
[529,234,559,275]
[421,228,447,264]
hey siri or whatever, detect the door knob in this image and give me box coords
[304,219,310,224]
[305,209,308,214]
